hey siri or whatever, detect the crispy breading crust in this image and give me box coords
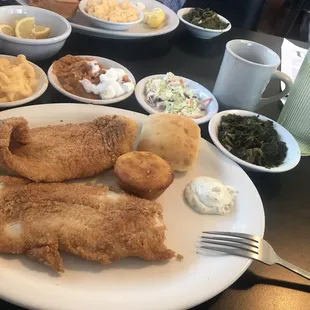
[0,115,139,182]
[0,176,175,273]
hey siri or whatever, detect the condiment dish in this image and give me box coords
[135,74,219,124]
[0,5,71,61]
[177,8,231,39]
[208,110,301,173]
[79,0,143,31]
[48,55,136,105]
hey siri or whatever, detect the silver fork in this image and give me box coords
[199,231,310,281]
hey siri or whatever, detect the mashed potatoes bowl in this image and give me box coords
[79,0,143,31]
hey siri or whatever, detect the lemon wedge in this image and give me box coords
[151,8,166,21]
[35,25,51,39]
[143,8,166,28]
[146,15,165,28]
[0,24,15,36]
[15,17,35,39]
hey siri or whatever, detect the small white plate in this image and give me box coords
[209,110,301,173]
[135,74,219,124]
[48,55,136,105]
[177,8,231,40]
[79,0,143,31]
[16,0,179,39]
[0,55,48,109]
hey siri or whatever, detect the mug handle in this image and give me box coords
[260,70,293,104]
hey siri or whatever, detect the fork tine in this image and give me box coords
[200,240,259,254]
[201,236,259,249]
[202,231,260,242]
[199,245,258,260]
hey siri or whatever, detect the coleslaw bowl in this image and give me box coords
[135,74,219,124]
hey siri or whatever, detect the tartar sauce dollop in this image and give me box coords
[184,177,237,215]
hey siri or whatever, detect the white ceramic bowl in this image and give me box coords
[135,74,219,124]
[0,54,48,108]
[0,5,71,61]
[208,110,301,173]
[48,55,136,105]
[177,8,231,39]
[79,0,143,31]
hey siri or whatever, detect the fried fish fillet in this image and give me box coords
[0,176,175,272]
[0,116,139,182]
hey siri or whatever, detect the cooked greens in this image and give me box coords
[183,8,229,30]
[218,114,288,168]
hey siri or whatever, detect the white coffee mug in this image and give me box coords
[213,39,293,111]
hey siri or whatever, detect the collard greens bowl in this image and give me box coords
[208,110,301,173]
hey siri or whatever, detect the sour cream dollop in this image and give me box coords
[184,177,237,215]
[80,64,134,100]
[88,60,100,74]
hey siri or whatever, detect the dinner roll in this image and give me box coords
[137,114,201,171]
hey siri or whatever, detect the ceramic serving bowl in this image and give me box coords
[177,8,231,39]
[79,0,143,31]
[135,74,219,125]
[0,54,48,108]
[208,110,301,173]
[0,5,71,61]
[48,55,136,105]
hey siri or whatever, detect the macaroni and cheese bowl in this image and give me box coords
[79,0,143,31]
[0,54,48,108]
[0,5,71,61]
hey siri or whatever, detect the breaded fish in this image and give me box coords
[0,115,139,182]
[0,176,175,273]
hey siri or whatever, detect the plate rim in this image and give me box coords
[135,74,219,124]
[0,103,265,310]
[47,55,136,105]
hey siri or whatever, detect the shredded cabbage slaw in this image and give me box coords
[144,72,212,118]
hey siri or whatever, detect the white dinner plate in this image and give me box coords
[15,0,179,39]
[0,55,48,109]
[48,55,136,104]
[0,104,265,310]
[135,74,219,124]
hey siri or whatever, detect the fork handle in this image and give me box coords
[277,259,310,281]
